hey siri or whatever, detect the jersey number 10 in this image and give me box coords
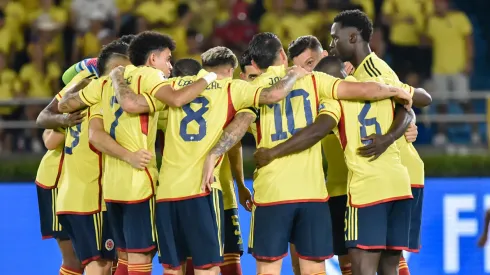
[269,89,313,141]
[358,102,382,145]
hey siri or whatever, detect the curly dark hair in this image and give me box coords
[118,34,136,44]
[97,40,129,76]
[128,31,176,66]
[248,32,282,69]
[172,58,202,77]
[239,49,252,73]
[288,35,323,59]
[333,9,373,42]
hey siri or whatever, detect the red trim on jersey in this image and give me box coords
[391,99,395,120]
[311,74,319,110]
[255,119,262,145]
[56,209,101,215]
[215,155,224,168]
[223,83,237,129]
[252,87,260,107]
[252,197,330,207]
[337,101,347,150]
[296,252,333,261]
[144,167,155,195]
[411,184,424,188]
[104,195,153,204]
[81,255,102,265]
[156,191,210,202]
[35,180,56,189]
[137,76,149,135]
[162,263,182,271]
[356,244,387,250]
[331,79,341,99]
[405,247,420,253]
[252,252,288,261]
[41,235,54,240]
[348,194,414,208]
[89,143,103,212]
[194,262,223,269]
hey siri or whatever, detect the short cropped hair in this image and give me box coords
[239,49,252,73]
[119,34,136,44]
[201,46,238,69]
[172,58,202,77]
[288,35,323,59]
[128,31,176,66]
[97,40,129,75]
[248,32,282,69]
[333,9,373,42]
[314,56,344,73]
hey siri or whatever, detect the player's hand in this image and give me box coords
[110,65,125,79]
[62,110,85,127]
[404,123,418,143]
[201,154,217,192]
[393,88,413,111]
[287,65,311,79]
[237,184,253,211]
[127,149,153,170]
[478,234,488,248]
[254,148,274,168]
[344,62,355,75]
[357,133,394,161]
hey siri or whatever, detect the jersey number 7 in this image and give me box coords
[110,96,124,140]
[180,97,210,141]
[358,102,381,145]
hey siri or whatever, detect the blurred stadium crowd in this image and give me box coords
[0,0,488,154]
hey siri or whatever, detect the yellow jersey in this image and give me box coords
[353,52,425,188]
[56,77,103,214]
[251,65,342,205]
[155,70,262,201]
[322,134,348,197]
[220,153,238,210]
[79,65,166,203]
[320,97,411,207]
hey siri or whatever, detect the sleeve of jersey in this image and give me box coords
[236,107,259,122]
[88,102,103,120]
[399,83,415,97]
[56,71,94,102]
[78,79,101,106]
[318,99,342,123]
[315,72,343,100]
[231,80,262,109]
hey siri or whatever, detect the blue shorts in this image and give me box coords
[106,197,156,253]
[36,186,69,240]
[408,187,423,252]
[328,195,348,256]
[345,199,411,250]
[249,202,333,261]
[224,208,244,255]
[58,211,116,265]
[156,189,224,270]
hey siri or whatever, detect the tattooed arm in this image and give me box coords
[110,67,150,114]
[57,78,92,113]
[257,66,309,105]
[37,97,85,129]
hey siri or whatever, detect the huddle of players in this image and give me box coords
[34,9,431,275]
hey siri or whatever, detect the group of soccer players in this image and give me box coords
[34,9,432,275]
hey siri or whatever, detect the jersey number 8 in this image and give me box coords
[358,102,382,145]
[269,89,313,141]
[180,97,210,141]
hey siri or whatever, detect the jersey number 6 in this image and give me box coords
[65,123,82,154]
[110,96,124,140]
[180,97,210,141]
[269,89,313,141]
[358,102,382,145]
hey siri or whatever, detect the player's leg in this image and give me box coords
[345,203,388,275]
[122,198,157,275]
[400,187,424,275]
[289,244,301,275]
[36,186,82,274]
[398,254,410,275]
[329,195,352,274]
[180,189,224,275]
[155,199,188,274]
[58,212,113,275]
[106,202,129,275]
[222,208,244,275]
[379,199,411,275]
[250,203,295,275]
[293,202,333,275]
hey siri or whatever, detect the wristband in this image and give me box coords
[202,72,217,85]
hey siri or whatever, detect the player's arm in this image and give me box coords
[257,66,309,105]
[336,81,412,109]
[227,141,252,211]
[254,114,338,168]
[36,97,85,129]
[357,104,414,161]
[88,117,152,170]
[412,87,432,108]
[57,78,92,113]
[42,129,65,150]
[62,58,99,85]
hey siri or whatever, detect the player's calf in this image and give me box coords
[377,250,402,275]
[85,259,113,275]
[256,259,283,275]
[338,255,352,275]
[348,248,380,275]
[398,255,410,275]
[289,244,301,275]
[57,238,83,273]
[298,258,327,275]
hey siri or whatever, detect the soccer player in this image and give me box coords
[238,49,261,81]
[111,45,310,275]
[59,31,216,275]
[172,58,203,78]
[329,10,431,274]
[200,32,412,275]
[287,35,423,275]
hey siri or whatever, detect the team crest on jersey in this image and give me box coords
[105,239,114,251]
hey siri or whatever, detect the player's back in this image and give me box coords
[157,71,260,201]
[100,65,165,202]
[252,65,328,205]
[353,52,424,187]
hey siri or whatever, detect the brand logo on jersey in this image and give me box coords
[178,79,193,87]
[105,239,114,251]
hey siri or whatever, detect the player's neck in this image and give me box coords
[203,66,230,80]
[352,43,373,68]
[260,60,286,73]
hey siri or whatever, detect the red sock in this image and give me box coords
[221,253,242,275]
[128,263,152,275]
[185,257,194,275]
[59,265,83,275]
[399,256,410,275]
[114,259,129,275]
[341,264,352,275]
